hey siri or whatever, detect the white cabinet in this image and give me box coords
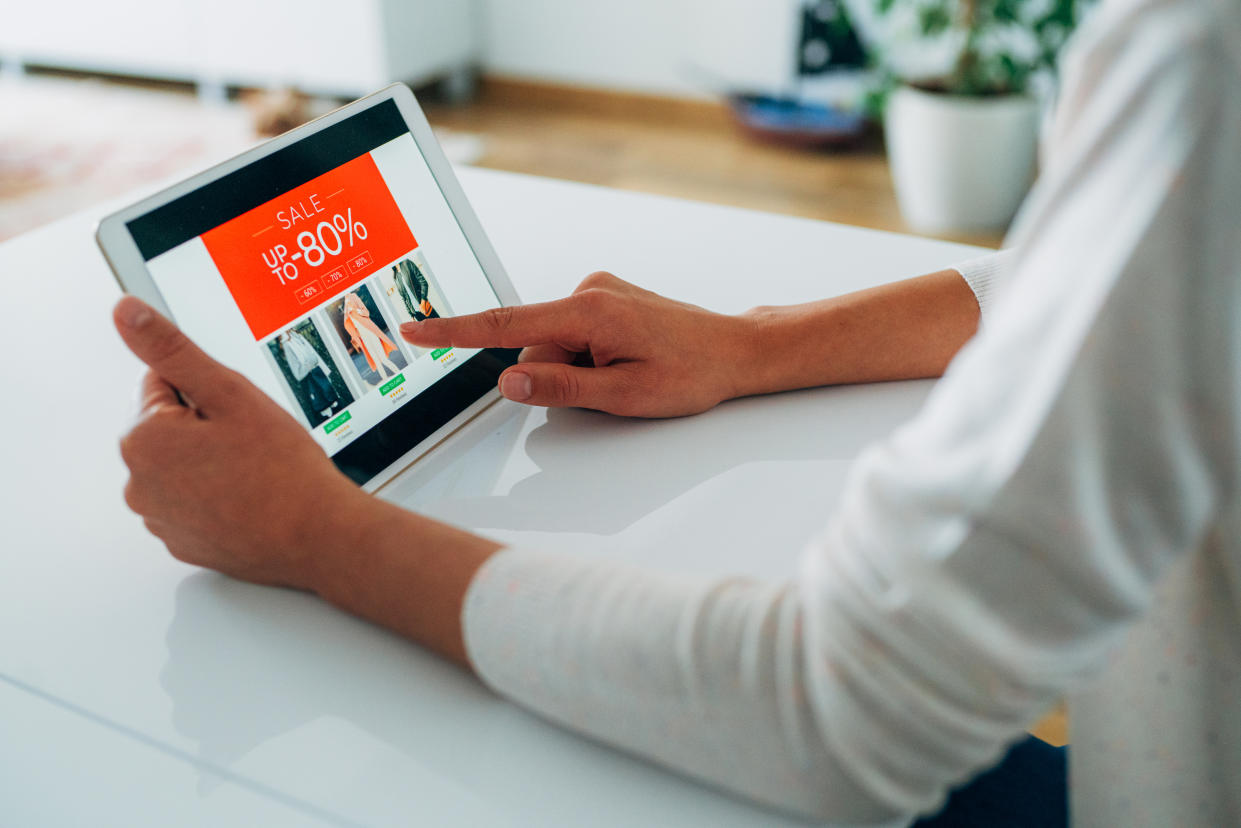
[0,0,477,97]
[1,0,200,78]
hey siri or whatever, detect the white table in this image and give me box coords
[0,168,985,826]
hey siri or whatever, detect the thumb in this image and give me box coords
[113,296,238,410]
[498,363,638,415]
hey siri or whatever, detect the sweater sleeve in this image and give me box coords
[951,250,1014,321]
[463,7,1236,824]
[465,550,905,825]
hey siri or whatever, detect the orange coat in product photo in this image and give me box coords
[342,293,397,372]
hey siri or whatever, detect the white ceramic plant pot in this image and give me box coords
[885,85,1040,234]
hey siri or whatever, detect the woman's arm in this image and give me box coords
[399,266,984,418]
[111,299,499,667]
[738,267,982,396]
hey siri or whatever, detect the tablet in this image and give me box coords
[97,84,521,492]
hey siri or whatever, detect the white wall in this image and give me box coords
[477,0,803,100]
[0,0,802,101]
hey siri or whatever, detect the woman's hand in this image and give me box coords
[401,271,763,418]
[113,296,370,591]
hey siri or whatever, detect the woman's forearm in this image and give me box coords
[309,493,500,668]
[735,269,981,398]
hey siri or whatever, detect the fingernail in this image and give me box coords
[119,297,151,328]
[500,372,532,401]
[399,321,419,333]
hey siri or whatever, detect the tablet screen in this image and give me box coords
[123,99,516,484]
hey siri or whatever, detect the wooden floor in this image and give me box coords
[424,79,1006,251]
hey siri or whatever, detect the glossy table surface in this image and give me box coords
[0,167,985,826]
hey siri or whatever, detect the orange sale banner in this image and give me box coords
[202,153,416,339]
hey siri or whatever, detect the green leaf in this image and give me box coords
[994,0,1021,24]
[870,0,1093,95]
[918,5,952,35]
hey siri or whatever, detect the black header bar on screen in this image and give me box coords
[127,99,408,260]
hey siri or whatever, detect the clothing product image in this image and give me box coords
[301,366,338,415]
[275,329,345,425]
[281,330,330,381]
[393,258,442,321]
[342,293,400,375]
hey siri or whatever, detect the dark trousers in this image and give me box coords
[912,736,1068,828]
[302,367,338,413]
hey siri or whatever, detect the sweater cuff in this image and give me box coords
[951,250,1014,321]
[462,546,572,693]
[463,546,662,696]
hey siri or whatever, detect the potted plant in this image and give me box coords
[855,0,1093,233]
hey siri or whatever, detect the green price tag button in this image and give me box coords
[431,347,453,360]
[324,410,352,434]
[379,374,406,395]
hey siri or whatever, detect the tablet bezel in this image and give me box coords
[96,84,522,493]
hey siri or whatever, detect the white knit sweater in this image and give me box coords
[463,1,1241,824]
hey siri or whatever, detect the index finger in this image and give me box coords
[400,297,590,350]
